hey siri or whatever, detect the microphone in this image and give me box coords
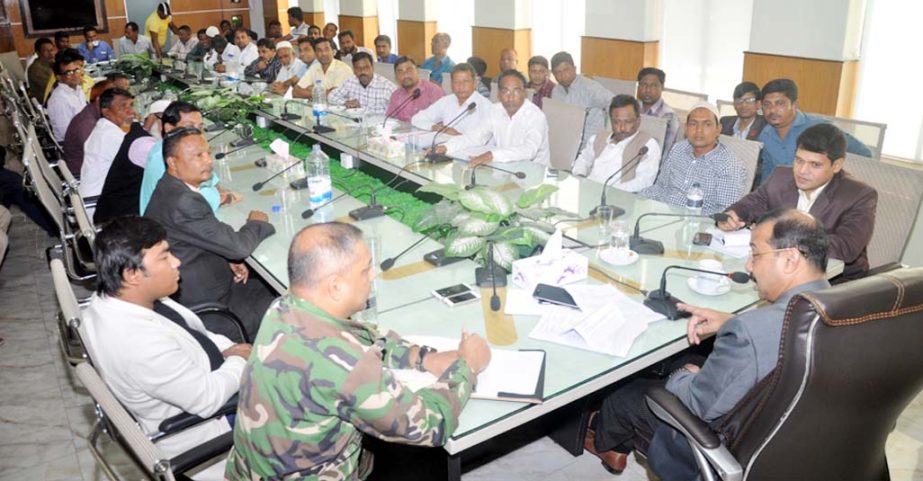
[380,235,430,271]
[382,88,421,126]
[254,127,314,168]
[280,99,304,121]
[589,146,649,217]
[630,212,728,255]
[487,244,502,311]
[215,143,252,160]
[301,189,353,219]
[466,163,527,190]
[251,158,303,191]
[204,121,227,132]
[426,102,477,163]
[645,265,751,320]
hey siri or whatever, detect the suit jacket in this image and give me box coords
[719,115,767,141]
[144,174,275,308]
[727,167,877,280]
[82,295,244,479]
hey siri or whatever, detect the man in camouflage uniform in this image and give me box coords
[226,222,491,480]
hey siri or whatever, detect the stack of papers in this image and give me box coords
[707,228,751,258]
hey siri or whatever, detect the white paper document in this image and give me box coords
[706,227,751,259]
[504,288,546,316]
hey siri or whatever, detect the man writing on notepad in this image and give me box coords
[226,222,491,480]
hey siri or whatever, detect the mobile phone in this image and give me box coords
[432,283,481,307]
[532,283,580,310]
[693,232,713,246]
[444,291,480,307]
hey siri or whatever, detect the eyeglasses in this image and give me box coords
[748,246,804,260]
[734,97,758,105]
[60,67,84,77]
[499,88,524,97]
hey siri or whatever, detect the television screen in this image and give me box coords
[19,0,106,36]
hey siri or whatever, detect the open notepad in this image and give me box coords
[391,336,546,404]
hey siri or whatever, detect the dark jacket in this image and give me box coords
[719,115,767,141]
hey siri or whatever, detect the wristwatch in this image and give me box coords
[415,345,436,372]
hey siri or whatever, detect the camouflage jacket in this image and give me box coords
[225,294,475,480]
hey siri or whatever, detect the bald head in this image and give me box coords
[499,48,518,72]
[288,222,364,288]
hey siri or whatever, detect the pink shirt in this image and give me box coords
[385,78,444,122]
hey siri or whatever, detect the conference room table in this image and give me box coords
[154,69,844,479]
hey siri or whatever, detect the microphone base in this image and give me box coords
[630,236,665,255]
[590,204,626,219]
[280,113,301,121]
[644,291,690,320]
[204,122,225,133]
[254,159,268,168]
[313,125,336,134]
[290,177,309,190]
[475,265,508,288]
[349,204,386,221]
[230,138,255,149]
[425,153,453,163]
[423,249,466,267]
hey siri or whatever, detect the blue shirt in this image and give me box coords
[420,55,455,82]
[77,41,115,64]
[757,111,873,184]
[139,139,222,215]
[377,53,399,64]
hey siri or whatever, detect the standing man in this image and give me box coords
[47,50,87,143]
[283,7,310,41]
[637,67,680,156]
[27,38,55,101]
[550,51,613,149]
[573,95,662,191]
[293,38,352,99]
[269,41,307,93]
[80,87,135,200]
[421,33,455,83]
[374,34,398,63]
[434,70,550,166]
[720,81,766,140]
[225,222,491,480]
[412,63,492,135]
[639,101,747,215]
[385,56,443,122]
[145,128,275,342]
[76,26,114,64]
[244,39,281,81]
[145,2,177,59]
[119,22,156,57]
[335,30,373,65]
[328,52,396,115]
[167,25,198,61]
[527,55,555,109]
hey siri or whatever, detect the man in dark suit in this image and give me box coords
[719,81,767,141]
[145,127,275,342]
[720,123,877,281]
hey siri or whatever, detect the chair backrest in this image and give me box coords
[21,139,66,236]
[441,71,452,94]
[719,268,923,480]
[69,191,96,252]
[842,154,923,269]
[50,258,87,364]
[593,76,637,97]
[719,134,763,192]
[0,50,25,84]
[542,96,587,171]
[814,113,887,159]
[74,363,178,481]
[489,81,498,102]
[26,123,65,202]
[716,99,736,118]
[418,68,431,83]
[661,87,708,112]
[639,115,669,153]
[373,62,396,84]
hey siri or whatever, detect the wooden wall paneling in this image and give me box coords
[580,36,658,80]
[171,13,225,33]
[396,19,435,64]
[104,0,126,18]
[178,0,224,11]
[338,14,378,48]
[742,51,856,116]
[836,59,859,118]
[305,12,324,27]
[472,26,531,78]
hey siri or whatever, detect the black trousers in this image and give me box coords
[0,168,55,236]
[198,275,276,343]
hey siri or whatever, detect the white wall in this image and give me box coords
[532,0,584,71]
[584,0,661,41]
[749,0,863,61]
[434,1,474,61]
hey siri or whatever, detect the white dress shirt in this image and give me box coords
[118,35,155,57]
[168,37,199,60]
[82,295,243,480]
[80,117,125,198]
[290,23,310,39]
[444,101,550,165]
[47,83,87,142]
[275,58,307,84]
[411,91,493,135]
[205,44,242,71]
[797,182,829,212]
[328,74,397,115]
[236,42,258,71]
[573,131,662,192]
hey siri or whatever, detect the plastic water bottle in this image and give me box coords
[305,144,333,207]
[312,80,328,122]
[685,182,704,225]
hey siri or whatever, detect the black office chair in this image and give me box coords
[646,267,923,481]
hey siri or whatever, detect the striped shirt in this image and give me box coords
[327,74,397,115]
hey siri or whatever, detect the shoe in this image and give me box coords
[584,412,628,474]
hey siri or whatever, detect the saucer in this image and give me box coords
[600,248,639,266]
[687,277,731,296]
[328,105,346,112]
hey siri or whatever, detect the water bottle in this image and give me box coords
[685,182,704,225]
[305,144,333,207]
[312,80,328,122]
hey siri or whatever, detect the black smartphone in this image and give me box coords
[532,283,580,310]
[693,232,713,246]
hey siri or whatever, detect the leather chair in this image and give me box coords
[646,267,923,480]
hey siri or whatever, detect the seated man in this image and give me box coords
[585,209,830,477]
[167,25,198,61]
[466,56,491,97]
[63,78,129,176]
[144,127,275,342]
[489,48,519,89]
[433,70,550,166]
[420,32,455,83]
[293,38,352,99]
[335,30,373,65]
[243,38,281,81]
[384,56,443,122]
[83,216,251,480]
[550,51,613,148]
[27,38,55,101]
[527,55,555,109]
[374,34,398,63]
[411,63,492,135]
[204,35,241,73]
[720,81,766,140]
[757,78,872,184]
[225,222,491,480]
[232,28,259,73]
[47,49,88,143]
[266,20,283,42]
[80,87,135,200]
[637,67,680,156]
[268,41,307,93]
[639,101,747,215]
[118,22,156,57]
[308,24,323,40]
[76,26,114,64]
[186,29,211,63]
[572,94,662,192]
[298,36,317,66]
[328,52,396,115]
[721,123,876,281]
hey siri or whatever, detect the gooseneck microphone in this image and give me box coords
[466,163,527,190]
[380,235,430,271]
[589,146,649,218]
[383,88,421,127]
[475,240,508,289]
[348,158,432,220]
[215,143,252,160]
[645,265,750,320]
[301,190,353,219]
[630,212,729,255]
[427,102,477,162]
[251,159,303,191]
[280,99,303,121]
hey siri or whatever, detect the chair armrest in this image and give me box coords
[646,386,743,481]
[170,431,234,476]
[190,302,250,343]
[867,262,906,276]
[158,394,238,435]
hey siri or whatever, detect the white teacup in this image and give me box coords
[696,259,724,292]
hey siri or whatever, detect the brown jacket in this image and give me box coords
[727,167,877,281]
[719,115,767,141]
